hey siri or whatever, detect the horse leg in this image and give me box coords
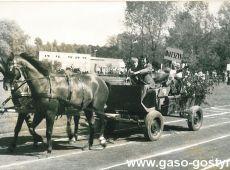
[83,110,94,150]
[97,113,107,148]
[30,112,44,148]
[45,111,55,153]
[66,114,75,143]
[73,114,80,141]
[7,112,26,152]
[25,113,43,143]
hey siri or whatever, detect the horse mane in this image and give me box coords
[19,53,49,76]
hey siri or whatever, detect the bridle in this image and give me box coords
[2,59,27,93]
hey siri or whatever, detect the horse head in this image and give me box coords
[0,53,21,91]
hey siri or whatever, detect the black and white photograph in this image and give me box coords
[0,0,229,169]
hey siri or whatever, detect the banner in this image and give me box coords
[164,47,183,63]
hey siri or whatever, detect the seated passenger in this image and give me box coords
[127,57,139,85]
[164,61,185,95]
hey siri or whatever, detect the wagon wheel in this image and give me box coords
[144,110,164,141]
[187,106,203,131]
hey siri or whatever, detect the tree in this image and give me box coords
[45,42,52,51]
[53,60,62,72]
[52,40,58,52]
[117,32,138,67]
[125,1,174,62]
[0,20,29,55]
[34,37,43,55]
[106,35,118,47]
[0,39,11,56]
[215,1,230,72]
[34,37,43,49]
[166,2,219,72]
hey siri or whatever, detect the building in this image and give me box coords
[39,51,126,74]
[39,51,91,72]
[90,57,126,74]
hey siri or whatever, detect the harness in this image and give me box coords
[65,74,72,101]
[6,58,88,112]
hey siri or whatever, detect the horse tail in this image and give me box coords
[105,81,111,92]
[104,81,111,110]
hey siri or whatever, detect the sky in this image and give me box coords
[0,1,224,47]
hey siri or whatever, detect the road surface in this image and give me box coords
[0,104,230,170]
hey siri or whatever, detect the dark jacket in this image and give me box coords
[137,63,155,88]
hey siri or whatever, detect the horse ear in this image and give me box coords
[9,52,15,61]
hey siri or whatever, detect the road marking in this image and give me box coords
[1,119,230,169]
[165,111,230,124]
[209,108,230,111]
[101,134,230,170]
[209,104,230,108]
[202,105,230,110]
[162,120,230,137]
[0,141,135,169]
[201,158,230,170]
[203,109,226,113]
[205,112,230,118]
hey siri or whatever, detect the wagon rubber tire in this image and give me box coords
[144,110,164,141]
[187,106,203,131]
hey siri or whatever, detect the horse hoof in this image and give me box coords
[36,135,43,143]
[101,142,107,148]
[99,137,107,148]
[69,138,76,144]
[46,152,51,158]
[81,144,91,151]
[74,135,78,141]
[82,147,88,151]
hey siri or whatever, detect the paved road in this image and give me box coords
[0,105,230,170]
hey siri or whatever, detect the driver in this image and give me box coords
[130,56,156,101]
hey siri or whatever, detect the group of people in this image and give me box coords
[127,56,184,102]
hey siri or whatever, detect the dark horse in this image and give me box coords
[0,56,42,151]
[0,56,81,152]
[6,53,109,153]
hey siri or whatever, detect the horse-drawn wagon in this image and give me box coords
[102,75,203,141]
[0,53,203,152]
